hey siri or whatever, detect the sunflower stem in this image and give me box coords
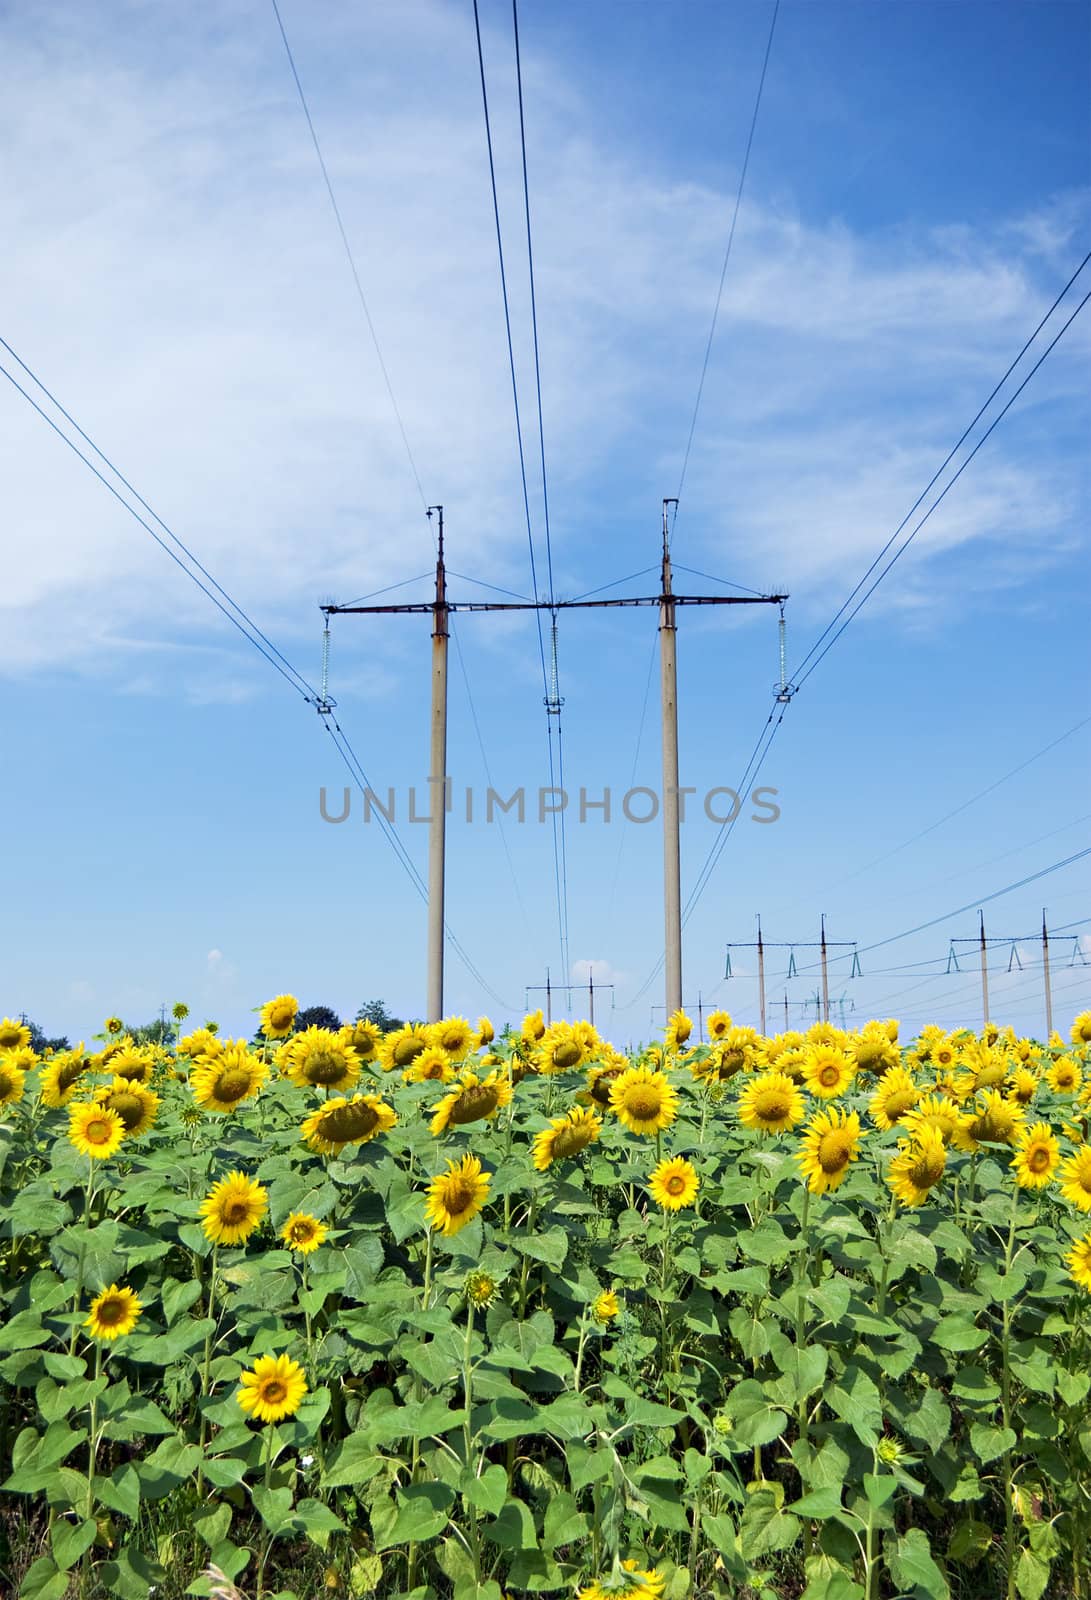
[461,1302,482,1582]
[1001,1181,1020,1600]
[196,1245,219,1494]
[794,1185,813,1552]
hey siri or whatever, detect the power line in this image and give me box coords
[791,253,1091,686]
[0,354,317,704]
[768,716,1091,918]
[674,0,781,525]
[268,0,428,510]
[472,0,569,985]
[270,0,532,995]
[513,0,571,982]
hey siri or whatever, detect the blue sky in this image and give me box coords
[1,0,1088,1044]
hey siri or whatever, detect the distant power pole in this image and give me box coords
[1042,909,1054,1040]
[660,500,683,1018]
[725,920,860,1032]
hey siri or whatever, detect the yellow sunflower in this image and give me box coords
[428,1016,475,1060]
[191,1043,268,1114]
[474,1016,495,1050]
[465,1269,498,1307]
[339,1018,381,1062]
[887,1127,947,1207]
[962,1089,1026,1150]
[430,1070,513,1136]
[280,1212,328,1254]
[928,1036,960,1073]
[104,1016,124,1036]
[592,1290,620,1324]
[851,1031,900,1077]
[868,1066,920,1131]
[404,1046,456,1084]
[796,1107,864,1194]
[85,1284,143,1341]
[68,1103,126,1160]
[1009,1066,1039,1106]
[534,1022,587,1075]
[108,1047,155,1086]
[38,1048,91,1107]
[577,1559,665,1600]
[379,1024,430,1074]
[0,1058,27,1107]
[0,1017,31,1052]
[1011,1123,1061,1189]
[738,1070,806,1135]
[284,1028,361,1093]
[608,1067,679,1137]
[95,1078,160,1138]
[648,1155,699,1211]
[178,1027,222,1060]
[1059,1148,1091,1212]
[1066,1232,1091,1292]
[172,1002,190,1023]
[532,1105,602,1170]
[301,1093,397,1155]
[1071,1012,1091,1049]
[1047,1056,1083,1095]
[259,993,299,1039]
[424,1153,491,1236]
[587,1062,625,1107]
[901,1093,973,1150]
[806,1021,849,1051]
[237,1353,308,1423]
[706,1009,733,1041]
[521,1009,547,1046]
[199,1171,268,1246]
[664,1009,693,1054]
[802,1046,855,1100]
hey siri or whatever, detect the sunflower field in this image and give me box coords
[2,1002,1091,1600]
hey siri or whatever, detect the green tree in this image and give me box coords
[356,999,405,1033]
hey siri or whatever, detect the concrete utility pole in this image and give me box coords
[427,507,448,1023]
[979,910,990,1029]
[757,917,768,1036]
[660,500,683,1019]
[820,913,831,1024]
[1042,909,1054,1041]
[322,513,786,1024]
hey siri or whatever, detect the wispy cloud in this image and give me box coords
[1,0,1086,689]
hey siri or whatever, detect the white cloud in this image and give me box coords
[1,0,1087,689]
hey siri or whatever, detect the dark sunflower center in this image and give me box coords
[444,1181,474,1216]
[883,1091,916,1122]
[818,1134,851,1174]
[223,1200,252,1224]
[909,1152,944,1186]
[0,1028,22,1048]
[551,1042,582,1070]
[1028,1146,1051,1173]
[106,1092,144,1130]
[86,1116,114,1145]
[591,1070,621,1105]
[320,1102,379,1142]
[290,1222,314,1242]
[97,1298,125,1326]
[59,1061,86,1091]
[262,1380,287,1404]
[625,1089,661,1120]
[819,1065,840,1087]
[450,1086,500,1125]
[393,1037,424,1066]
[303,1052,346,1086]
[551,1123,593,1160]
[757,1094,790,1122]
[215,1067,253,1101]
[0,1071,15,1096]
[665,1174,686,1195]
[440,1030,464,1051]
